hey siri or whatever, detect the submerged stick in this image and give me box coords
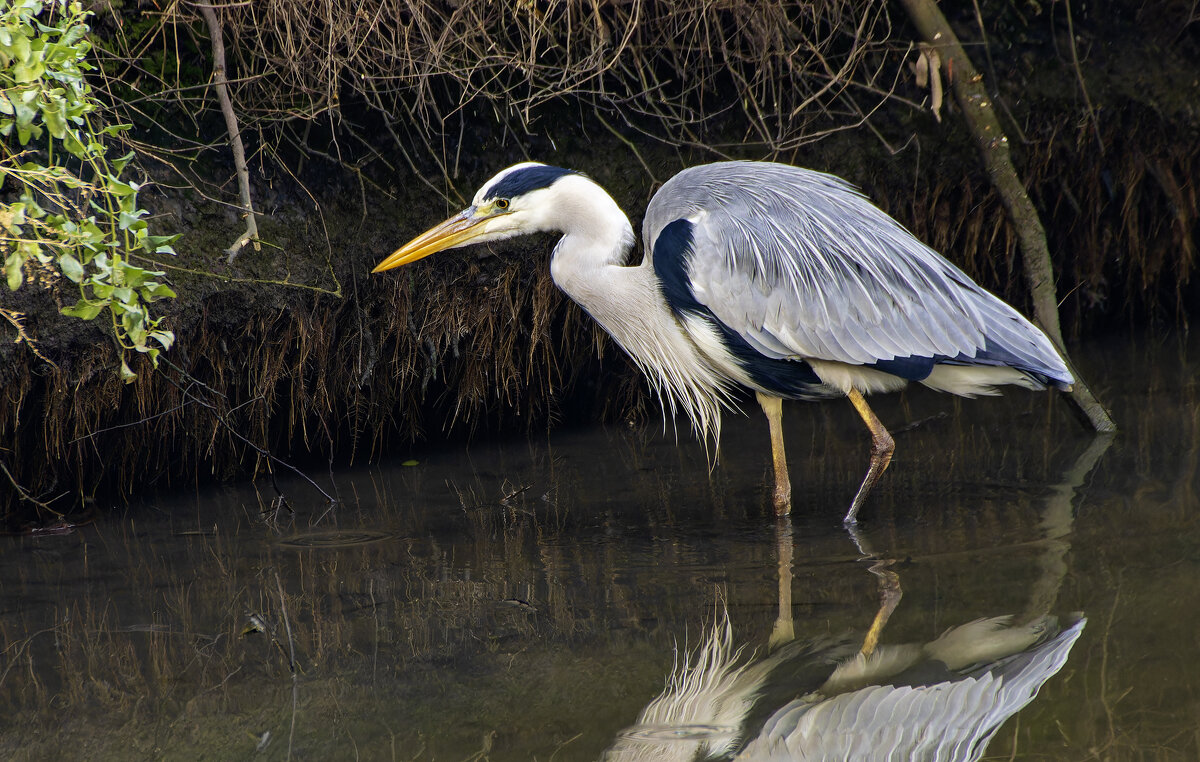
[898,0,1115,433]
[197,3,260,264]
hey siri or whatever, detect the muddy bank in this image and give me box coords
[1,3,1198,522]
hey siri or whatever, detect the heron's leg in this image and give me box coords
[756,392,792,516]
[859,559,902,658]
[844,388,895,525]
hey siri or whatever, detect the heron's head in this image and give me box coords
[371,162,577,273]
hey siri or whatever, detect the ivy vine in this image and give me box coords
[1,0,177,381]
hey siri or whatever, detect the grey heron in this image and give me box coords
[372,161,1073,523]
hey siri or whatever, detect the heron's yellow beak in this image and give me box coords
[371,208,488,273]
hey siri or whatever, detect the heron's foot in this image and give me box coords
[844,522,872,556]
[844,389,895,525]
[769,616,795,650]
[844,430,895,525]
[843,486,876,525]
[770,515,795,651]
[756,393,793,518]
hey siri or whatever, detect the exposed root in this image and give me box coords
[1,308,58,371]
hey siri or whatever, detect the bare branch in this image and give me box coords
[195,2,260,263]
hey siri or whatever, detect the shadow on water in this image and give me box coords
[0,331,1197,760]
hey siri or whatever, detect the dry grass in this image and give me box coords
[0,234,626,516]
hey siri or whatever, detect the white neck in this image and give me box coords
[538,175,636,291]
[538,175,734,442]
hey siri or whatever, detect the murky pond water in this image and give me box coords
[1,331,1197,760]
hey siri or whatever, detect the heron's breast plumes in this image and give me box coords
[539,177,738,447]
[556,258,737,447]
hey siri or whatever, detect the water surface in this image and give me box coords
[1,332,1197,760]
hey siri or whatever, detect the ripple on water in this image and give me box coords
[276,529,397,549]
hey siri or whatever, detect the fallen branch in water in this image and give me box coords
[0,457,65,517]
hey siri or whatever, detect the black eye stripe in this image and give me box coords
[482,165,574,200]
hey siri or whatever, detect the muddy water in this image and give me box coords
[0,331,1197,761]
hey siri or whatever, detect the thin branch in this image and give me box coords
[898,0,1116,434]
[0,458,64,516]
[68,400,194,445]
[1063,0,1104,154]
[195,2,260,263]
[275,572,300,761]
[126,253,342,296]
[594,111,658,185]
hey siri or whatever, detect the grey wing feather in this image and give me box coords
[645,162,1068,377]
[738,618,1085,761]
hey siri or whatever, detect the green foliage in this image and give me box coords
[1,0,177,380]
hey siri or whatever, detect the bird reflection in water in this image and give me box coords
[601,605,1084,762]
[601,433,1109,761]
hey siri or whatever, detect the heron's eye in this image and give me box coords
[495,198,510,210]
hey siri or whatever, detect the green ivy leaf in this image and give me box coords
[5,251,24,291]
[110,149,134,174]
[60,24,85,48]
[41,101,66,138]
[124,321,146,347]
[117,208,147,229]
[60,300,104,320]
[141,282,176,300]
[12,58,43,83]
[104,176,136,198]
[116,262,148,287]
[101,123,131,138]
[10,31,30,63]
[61,129,85,158]
[3,201,26,230]
[59,252,83,282]
[149,330,174,351]
[119,357,136,383]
